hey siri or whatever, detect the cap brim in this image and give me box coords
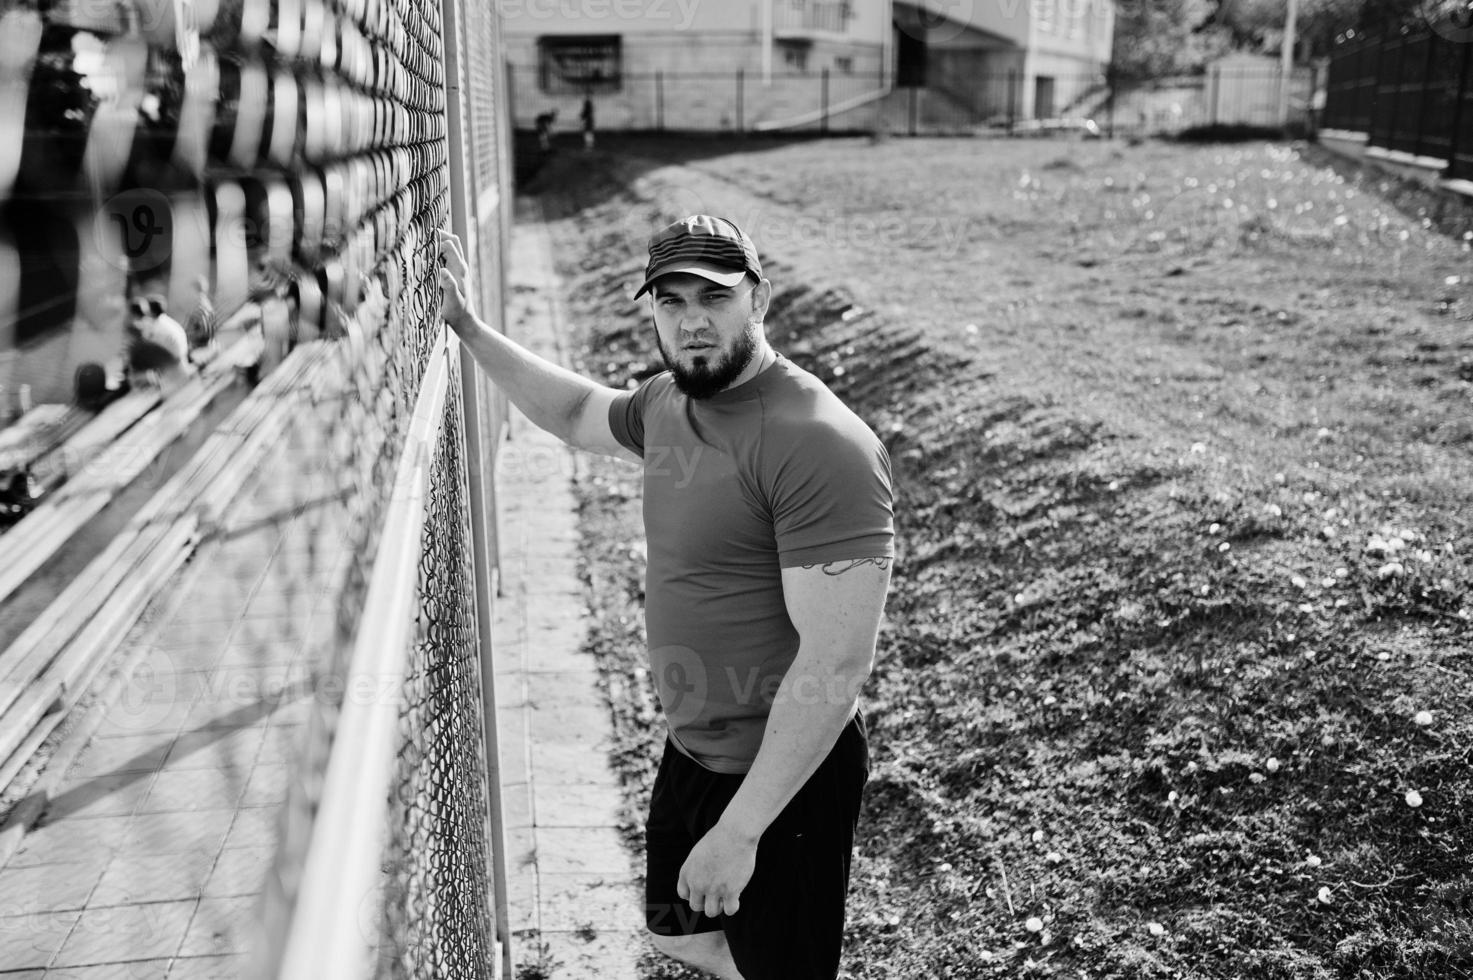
[635,263,748,298]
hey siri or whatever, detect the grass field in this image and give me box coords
[525,134,1473,979]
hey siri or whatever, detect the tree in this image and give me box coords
[1212,0,1446,58]
[1110,0,1230,78]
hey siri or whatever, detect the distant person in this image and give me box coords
[438,215,893,980]
[125,294,194,391]
[184,274,217,361]
[535,108,557,151]
[580,95,595,150]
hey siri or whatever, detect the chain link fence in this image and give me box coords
[509,64,1323,143]
[0,0,512,969]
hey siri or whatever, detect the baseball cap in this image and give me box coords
[634,214,763,298]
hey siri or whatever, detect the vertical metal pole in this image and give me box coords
[908,84,918,136]
[1412,32,1435,158]
[737,67,744,134]
[1279,0,1298,128]
[1106,69,1115,140]
[1307,61,1320,138]
[1008,68,1018,132]
[1372,25,1391,147]
[761,0,772,85]
[438,0,513,975]
[656,70,664,131]
[1447,35,1472,179]
[821,66,830,133]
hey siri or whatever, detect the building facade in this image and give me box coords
[503,0,894,131]
[894,0,1115,123]
[502,0,1116,132]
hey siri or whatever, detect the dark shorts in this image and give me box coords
[645,713,869,980]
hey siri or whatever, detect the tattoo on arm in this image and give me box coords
[801,557,893,576]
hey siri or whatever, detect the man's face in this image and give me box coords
[650,272,763,400]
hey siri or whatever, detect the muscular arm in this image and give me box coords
[677,556,891,917]
[438,230,637,462]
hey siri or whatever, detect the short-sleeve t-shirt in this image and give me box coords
[608,354,894,774]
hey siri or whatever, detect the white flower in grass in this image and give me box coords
[1405,789,1423,808]
[1025,917,1044,933]
[1266,757,1281,773]
[1414,710,1433,727]
[1306,854,1322,867]
[1317,886,1333,904]
[1377,562,1404,579]
[1147,922,1166,937]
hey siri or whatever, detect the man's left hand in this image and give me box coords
[676,823,758,918]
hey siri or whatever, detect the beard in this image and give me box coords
[657,321,760,400]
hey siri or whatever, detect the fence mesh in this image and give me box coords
[507,64,1319,140]
[0,0,509,968]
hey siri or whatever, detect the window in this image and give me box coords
[537,35,621,95]
[835,56,853,73]
[779,41,809,72]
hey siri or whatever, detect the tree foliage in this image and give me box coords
[1109,0,1228,79]
[1110,0,1467,74]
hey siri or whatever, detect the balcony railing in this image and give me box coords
[773,0,853,36]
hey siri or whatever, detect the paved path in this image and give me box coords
[0,203,649,979]
[492,201,646,979]
[0,423,347,978]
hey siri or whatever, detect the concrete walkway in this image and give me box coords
[492,202,646,979]
[0,421,347,978]
[0,204,649,979]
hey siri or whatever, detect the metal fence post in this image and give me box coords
[1106,69,1116,139]
[1307,61,1320,137]
[737,68,744,134]
[1007,68,1018,132]
[1413,32,1436,158]
[656,70,664,131]
[1371,24,1391,147]
[1447,34,1472,179]
[821,67,830,133]
[909,85,919,136]
[436,0,513,974]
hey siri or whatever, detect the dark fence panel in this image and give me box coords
[1324,22,1473,180]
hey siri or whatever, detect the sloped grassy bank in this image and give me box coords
[530,142,1472,980]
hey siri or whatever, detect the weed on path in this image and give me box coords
[530,135,1472,979]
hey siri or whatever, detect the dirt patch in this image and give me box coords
[532,135,1472,979]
